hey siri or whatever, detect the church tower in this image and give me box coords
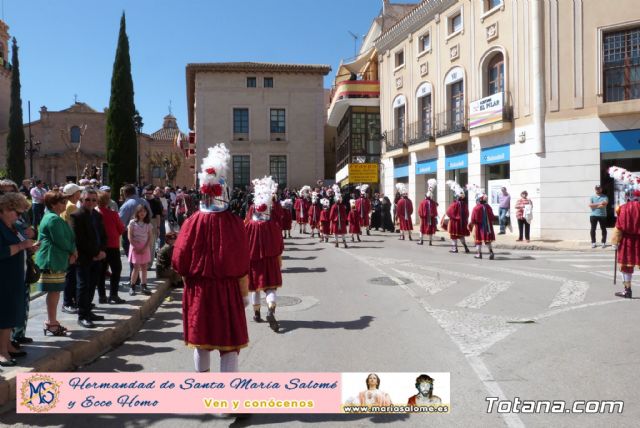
[0,19,11,139]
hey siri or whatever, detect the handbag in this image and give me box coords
[25,256,41,284]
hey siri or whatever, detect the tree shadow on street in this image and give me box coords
[277,316,374,334]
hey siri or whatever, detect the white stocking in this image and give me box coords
[265,288,277,309]
[220,352,238,372]
[623,273,633,282]
[194,348,211,372]
[251,291,261,307]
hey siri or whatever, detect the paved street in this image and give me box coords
[4,229,639,428]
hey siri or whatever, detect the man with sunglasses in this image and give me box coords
[71,190,107,328]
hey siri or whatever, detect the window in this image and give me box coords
[449,12,462,35]
[269,155,287,188]
[604,27,640,102]
[395,50,405,68]
[487,54,504,95]
[395,105,406,143]
[151,166,164,179]
[270,108,286,134]
[70,126,81,143]
[419,33,430,53]
[351,113,366,154]
[450,81,464,128]
[233,108,249,134]
[264,77,274,88]
[419,94,432,137]
[232,155,250,189]
[247,77,257,88]
[485,0,502,12]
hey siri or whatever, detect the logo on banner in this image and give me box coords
[20,375,61,412]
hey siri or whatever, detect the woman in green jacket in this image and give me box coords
[35,191,77,336]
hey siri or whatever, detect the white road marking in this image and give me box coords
[456,282,512,309]
[548,280,590,308]
[571,264,610,269]
[391,268,457,295]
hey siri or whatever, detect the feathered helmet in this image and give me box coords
[356,184,369,196]
[396,182,408,195]
[446,180,465,199]
[321,198,330,208]
[608,166,640,200]
[299,185,311,198]
[252,176,278,221]
[280,198,292,209]
[466,183,487,202]
[332,184,342,201]
[198,143,231,212]
[311,191,319,203]
[426,178,437,198]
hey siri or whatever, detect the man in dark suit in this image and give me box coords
[71,189,107,328]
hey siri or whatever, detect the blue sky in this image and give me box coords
[3,0,392,133]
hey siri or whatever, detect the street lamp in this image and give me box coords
[133,111,143,185]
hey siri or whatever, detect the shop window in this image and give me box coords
[449,81,464,129]
[603,27,640,102]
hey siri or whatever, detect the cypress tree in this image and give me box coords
[6,37,25,182]
[106,12,137,193]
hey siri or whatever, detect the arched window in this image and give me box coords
[392,95,406,146]
[444,67,465,134]
[416,82,432,139]
[487,53,504,95]
[70,126,81,143]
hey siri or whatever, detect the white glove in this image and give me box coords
[243,295,250,308]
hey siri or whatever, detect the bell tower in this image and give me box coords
[0,19,11,138]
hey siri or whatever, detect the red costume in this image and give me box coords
[615,200,640,271]
[307,203,321,228]
[245,219,284,291]
[396,197,414,231]
[348,209,361,234]
[270,200,284,230]
[319,209,331,235]
[355,197,371,227]
[281,207,292,231]
[294,198,310,224]
[469,203,496,243]
[172,211,249,351]
[330,203,348,234]
[418,198,439,235]
[446,200,470,238]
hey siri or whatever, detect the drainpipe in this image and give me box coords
[531,0,545,154]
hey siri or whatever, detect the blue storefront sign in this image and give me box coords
[600,129,640,153]
[415,159,437,175]
[394,165,409,178]
[445,153,468,171]
[480,144,510,165]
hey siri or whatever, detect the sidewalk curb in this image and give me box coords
[0,278,171,413]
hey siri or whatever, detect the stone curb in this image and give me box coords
[0,278,171,413]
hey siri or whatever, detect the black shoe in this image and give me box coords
[344,242,348,248]
[62,305,78,314]
[140,285,152,296]
[98,296,108,304]
[9,350,27,358]
[10,341,21,350]
[87,312,105,321]
[417,240,423,245]
[366,229,370,236]
[335,242,339,248]
[429,241,433,246]
[489,252,495,260]
[266,311,279,332]
[498,232,506,235]
[474,253,482,259]
[129,285,137,296]
[357,236,361,242]
[78,318,96,329]
[464,246,471,254]
[0,359,17,367]
[351,237,355,242]
[615,288,632,299]
[253,310,263,323]
[108,296,126,304]
[14,336,33,344]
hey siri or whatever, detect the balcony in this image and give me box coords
[383,128,408,158]
[407,120,434,152]
[327,80,380,126]
[435,108,469,146]
[468,91,513,137]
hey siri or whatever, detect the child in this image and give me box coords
[128,204,153,296]
[348,199,361,242]
[156,231,182,287]
[319,198,331,243]
[280,199,293,239]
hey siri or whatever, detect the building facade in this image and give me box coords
[145,114,196,188]
[186,62,331,191]
[376,0,640,240]
[0,19,11,144]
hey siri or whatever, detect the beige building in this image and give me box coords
[376,0,640,240]
[145,114,196,188]
[186,62,331,190]
[0,19,11,143]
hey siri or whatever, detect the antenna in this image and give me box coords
[348,31,359,58]
[168,100,172,115]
